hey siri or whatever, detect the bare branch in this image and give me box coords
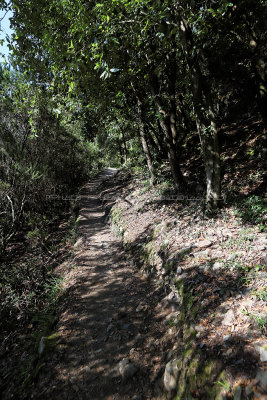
[0,10,8,24]
[5,193,15,225]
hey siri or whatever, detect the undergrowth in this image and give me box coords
[233,195,266,231]
[0,205,80,398]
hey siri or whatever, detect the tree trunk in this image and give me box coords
[242,13,267,122]
[179,19,221,211]
[196,112,221,212]
[118,138,124,165]
[148,120,168,159]
[144,126,162,154]
[121,129,128,163]
[146,123,168,162]
[138,123,155,185]
[131,82,156,185]
[150,75,185,189]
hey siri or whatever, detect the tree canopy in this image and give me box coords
[0,0,266,228]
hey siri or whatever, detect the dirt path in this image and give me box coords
[29,169,170,400]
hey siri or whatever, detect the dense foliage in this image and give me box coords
[2,0,265,210]
[0,67,100,254]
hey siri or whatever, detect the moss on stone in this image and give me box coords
[184,346,194,360]
[190,305,198,320]
[202,360,216,377]
[187,355,200,377]
[183,326,196,342]
[46,332,60,342]
[111,202,230,400]
[211,371,230,400]
[175,279,184,297]
[175,369,187,400]
[152,223,162,238]
[143,241,157,265]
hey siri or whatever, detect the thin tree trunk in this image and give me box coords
[150,75,185,189]
[167,41,179,148]
[179,19,221,211]
[148,120,168,158]
[196,111,221,212]
[118,138,124,165]
[138,123,155,185]
[121,129,128,162]
[242,13,267,122]
[144,126,161,153]
[131,82,156,185]
[114,116,128,163]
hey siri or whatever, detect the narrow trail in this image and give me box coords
[30,169,171,400]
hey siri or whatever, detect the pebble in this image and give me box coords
[38,337,46,355]
[176,267,182,274]
[195,325,206,332]
[176,273,187,280]
[74,237,83,248]
[164,312,178,327]
[136,303,145,312]
[161,269,168,277]
[166,350,175,361]
[118,358,138,379]
[224,348,233,356]
[213,251,224,258]
[254,342,267,362]
[107,323,114,333]
[132,395,142,400]
[195,250,209,258]
[195,240,212,248]
[223,334,232,342]
[222,229,232,237]
[164,358,180,391]
[213,261,223,271]
[222,309,235,326]
[227,253,236,261]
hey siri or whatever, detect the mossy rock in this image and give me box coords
[187,355,201,377]
[38,332,61,356]
[152,223,163,238]
[183,326,196,342]
[174,357,225,399]
[183,346,194,360]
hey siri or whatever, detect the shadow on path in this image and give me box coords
[27,169,168,400]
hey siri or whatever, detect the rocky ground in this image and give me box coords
[11,169,178,400]
[102,169,267,399]
[1,167,266,399]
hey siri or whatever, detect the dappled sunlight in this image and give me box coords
[25,170,169,400]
